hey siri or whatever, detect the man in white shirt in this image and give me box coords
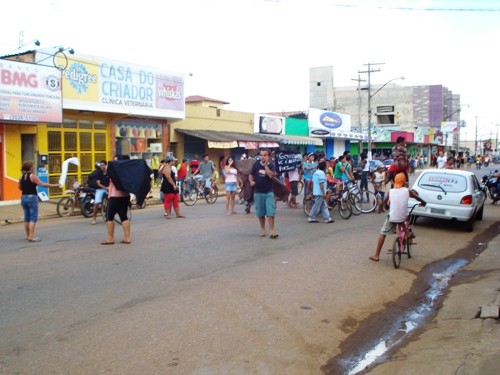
[436,150,447,169]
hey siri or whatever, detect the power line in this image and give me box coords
[319,1,500,11]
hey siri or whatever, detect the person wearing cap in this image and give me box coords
[161,155,185,219]
[369,173,426,262]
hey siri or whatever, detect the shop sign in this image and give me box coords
[254,114,285,135]
[441,121,458,133]
[308,108,351,135]
[0,60,62,123]
[56,54,185,119]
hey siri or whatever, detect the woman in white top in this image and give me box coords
[224,156,243,215]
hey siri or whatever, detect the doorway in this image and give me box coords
[21,134,37,164]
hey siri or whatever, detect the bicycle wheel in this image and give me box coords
[297,180,304,195]
[205,184,218,204]
[182,182,198,206]
[114,203,132,225]
[303,196,314,216]
[392,237,402,269]
[338,197,352,220]
[348,193,361,216]
[356,189,377,213]
[57,197,75,217]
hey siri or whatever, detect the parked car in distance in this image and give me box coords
[382,159,393,171]
[369,160,384,172]
[408,169,486,232]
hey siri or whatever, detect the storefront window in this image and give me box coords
[48,119,108,193]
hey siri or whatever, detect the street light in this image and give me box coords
[367,76,405,160]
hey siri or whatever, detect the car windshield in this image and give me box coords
[417,173,467,193]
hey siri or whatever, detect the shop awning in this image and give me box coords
[174,129,280,149]
[259,133,323,146]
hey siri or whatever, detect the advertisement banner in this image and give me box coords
[254,114,285,134]
[308,108,351,136]
[55,54,185,119]
[441,121,458,133]
[274,150,302,174]
[0,60,62,123]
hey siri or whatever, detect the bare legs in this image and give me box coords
[370,234,386,261]
[225,192,236,214]
[258,216,276,237]
[104,219,130,243]
[25,221,36,240]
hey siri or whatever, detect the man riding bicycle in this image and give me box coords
[191,153,215,202]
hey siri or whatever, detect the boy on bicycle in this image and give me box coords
[369,173,426,262]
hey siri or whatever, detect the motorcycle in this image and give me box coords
[79,186,96,218]
[482,170,499,204]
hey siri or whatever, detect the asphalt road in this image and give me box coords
[1,165,499,374]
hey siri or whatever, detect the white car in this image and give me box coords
[408,169,486,232]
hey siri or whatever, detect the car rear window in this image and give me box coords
[417,173,467,193]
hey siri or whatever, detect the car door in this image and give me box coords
[471,174,485,209]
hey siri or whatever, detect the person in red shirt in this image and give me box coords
[189,155,200,175]
[177,158,188,201]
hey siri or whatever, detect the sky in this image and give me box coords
[1,0,499,141]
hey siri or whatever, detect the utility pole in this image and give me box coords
[474,116,480,155]
[351,75,366,131]
[358,62,384,161]
[352,74,366,156]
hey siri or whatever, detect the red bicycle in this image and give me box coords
[391,204,419,269]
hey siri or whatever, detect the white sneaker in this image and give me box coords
[324,218,334,224]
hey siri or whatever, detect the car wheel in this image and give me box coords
[464,216,475,232]
[475,204,484,221]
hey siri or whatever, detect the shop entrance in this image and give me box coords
[21,134,36,164]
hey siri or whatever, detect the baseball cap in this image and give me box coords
[394,173,406,188]
[165,155,178,162]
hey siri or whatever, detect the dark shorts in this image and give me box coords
[105,196,130,222]
[290,181,298,196]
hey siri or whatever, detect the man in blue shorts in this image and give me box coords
[249,148,278,238]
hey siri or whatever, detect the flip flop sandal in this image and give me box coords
[270,234,279,239]
[101,241,115,245]
[29,237,41,242]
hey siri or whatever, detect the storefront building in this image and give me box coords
[1,50,185,202]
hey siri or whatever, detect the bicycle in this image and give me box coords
[56,181,95,218]
[391,204,419,269]
[303,186,352,220]
[182,177,219,206]
[347,180,377,214]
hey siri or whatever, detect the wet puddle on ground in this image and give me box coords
[322,223,500,375]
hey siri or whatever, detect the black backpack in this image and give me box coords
[87,169,100,188]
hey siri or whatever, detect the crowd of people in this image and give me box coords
[18,138,496,254]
